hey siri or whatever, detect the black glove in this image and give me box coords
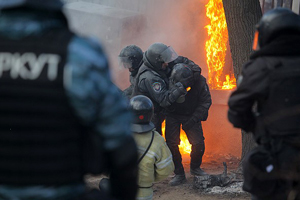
[182,116,198,131]
[99,178,111,194]
[168,82,187,104]
[228,109,255,133]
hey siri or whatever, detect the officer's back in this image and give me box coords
[0,1,138,200]
[228,8,300,200]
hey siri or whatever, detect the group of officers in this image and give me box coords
[0,0,300,200]
[119,42,212,186]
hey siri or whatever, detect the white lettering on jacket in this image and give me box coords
[0,52,61,81]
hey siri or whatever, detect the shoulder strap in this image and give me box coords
[137,131,155,164]
[131,65,149,98]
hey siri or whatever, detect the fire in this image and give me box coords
[162,121,191,155]
[205,0,236,90]
[222,74,236,90]
[178,129,192,154]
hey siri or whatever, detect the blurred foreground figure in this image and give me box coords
[166,64,211,186]
[118,45,143,98]
[0,0,138,199]
[129,95,174,200]
[228,8,300,200]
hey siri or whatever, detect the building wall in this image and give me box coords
[260,0,300,13]
[62,0,170,13]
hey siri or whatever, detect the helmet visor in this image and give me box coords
[118,57,133,69]
[161,46,178,63]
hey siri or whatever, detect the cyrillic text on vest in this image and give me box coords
[0,52,61,80]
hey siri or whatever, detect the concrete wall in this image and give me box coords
[63,1,147,86]
[203,90,241,158]
[64,0,149,13]
[63,0,186,13]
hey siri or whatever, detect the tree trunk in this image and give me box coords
[222,0,262,165]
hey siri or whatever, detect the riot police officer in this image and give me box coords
[166,64,212,186]
[168,53,201,81]
[0,1,138,199]
[118,45,143,98]
[228,8,300,200]
[132,43,191,135]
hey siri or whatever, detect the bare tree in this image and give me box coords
[222,0,262,166]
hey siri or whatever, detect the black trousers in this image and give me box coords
[165,115,205,175]
[152,112,165,135]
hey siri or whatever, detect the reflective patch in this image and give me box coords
[237,75,243,87]
[152,82,162,92]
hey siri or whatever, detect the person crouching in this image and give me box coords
[129,95,174,200]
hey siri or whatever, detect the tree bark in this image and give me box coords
[222,0,262,165]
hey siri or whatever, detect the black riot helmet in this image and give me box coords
[170,63,194,103]
[129,95,155,133]
[170,63,194,87]
[118,45,143,76]
[253,8,300,49]
[0,0,64,11]
[144,43,178,71]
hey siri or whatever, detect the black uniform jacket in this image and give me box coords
[228,35,300,136]
[167,75,212,122]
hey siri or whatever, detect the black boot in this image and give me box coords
[169,174,187,186]
[190,167,207,176]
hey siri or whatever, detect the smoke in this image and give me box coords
[64,0,242,159]
[117,0,209,88]
[64,0,209,89]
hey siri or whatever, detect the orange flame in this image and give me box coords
[178,129,192,154]
[162,121,191,155]
[205,0,236,90]
[222,74,236,90]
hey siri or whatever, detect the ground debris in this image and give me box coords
[193,162,246,196]
[194,162,232,188]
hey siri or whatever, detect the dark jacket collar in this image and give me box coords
[250,35,300,59]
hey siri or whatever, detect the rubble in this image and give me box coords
[194,162,232,188]
[193,162,246,195]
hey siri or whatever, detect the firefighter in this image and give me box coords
[228,8,300,200]
[165,64,212,186]
[0,1,138,199]
[132,42,192,135]
[118,45,143,98]
[129,95,174,200]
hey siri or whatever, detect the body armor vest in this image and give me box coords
[0,28,87,185]
[132,65,166,113]
[261,57,300,136]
